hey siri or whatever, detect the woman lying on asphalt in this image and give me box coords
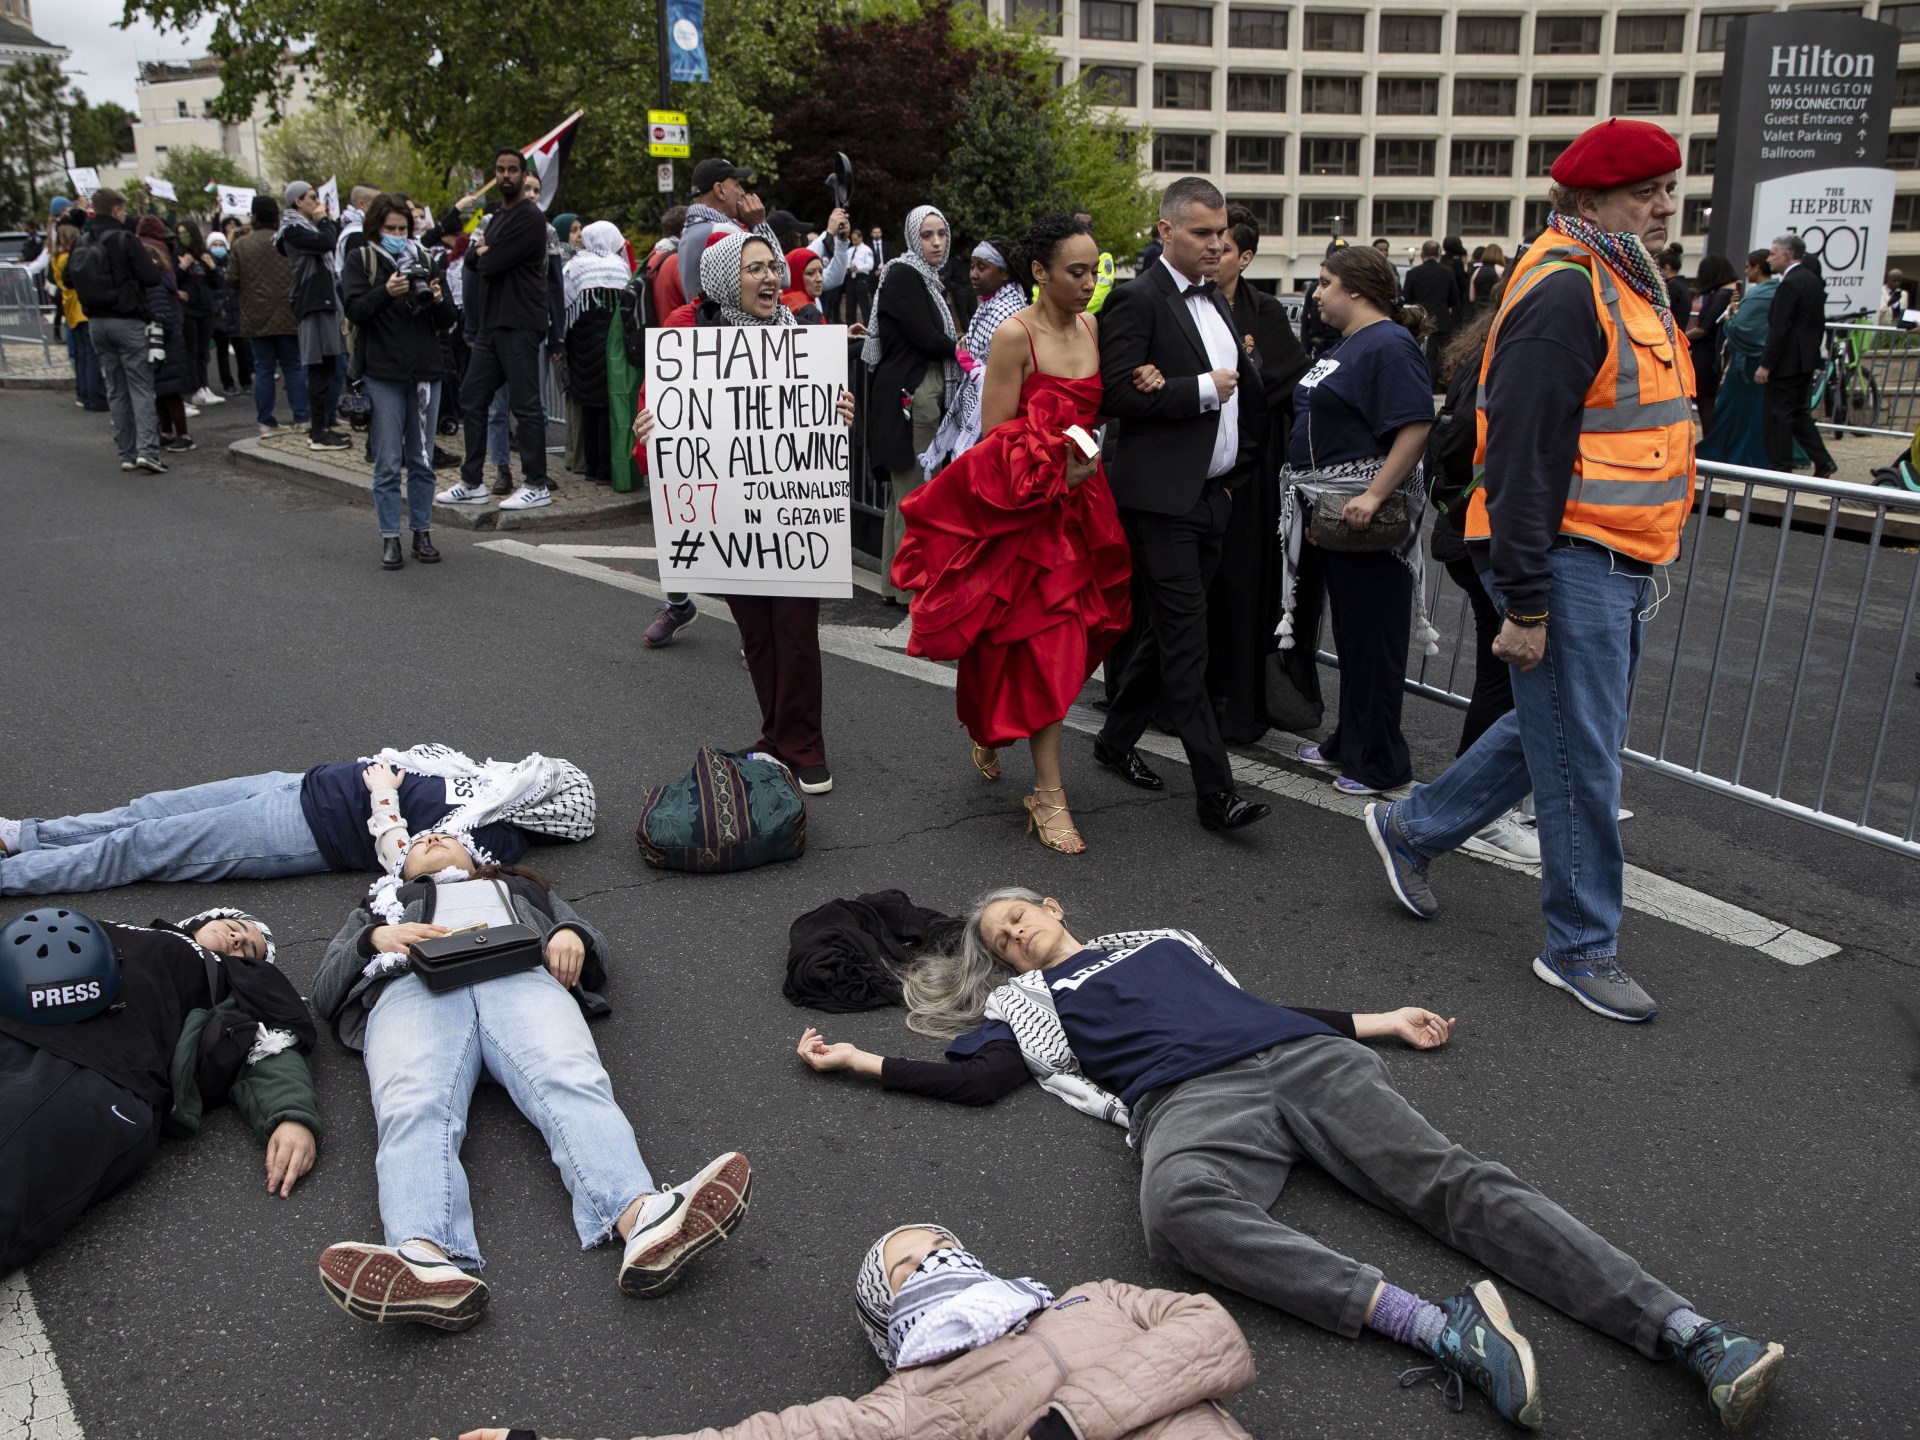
[1,904,319,1276]
[0,742,594,896]
[452,1221,1257,1440]
[795,887,1786,1434]
[310,859,749,1332]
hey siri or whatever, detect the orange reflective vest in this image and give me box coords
[1466,233,1697,565]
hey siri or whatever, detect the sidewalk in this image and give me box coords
[228,430,650,531]
[0,338,72,389]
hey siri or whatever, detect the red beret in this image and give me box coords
[1550,119,1683,190]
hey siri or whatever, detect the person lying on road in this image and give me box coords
[310,860,750,1332]
[450,1221,1257,1440]
[1,904,320,1275]
[0,742,595,896]
[795,887,1786,1434]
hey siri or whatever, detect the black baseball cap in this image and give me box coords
[767,208,817,237]
[691,158,751,193]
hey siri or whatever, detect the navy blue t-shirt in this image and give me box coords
[1042,936,1338,1106]
[297,763,530,873]
[1287,319,1434,469]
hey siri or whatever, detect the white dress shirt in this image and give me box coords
[1161,256,1240,479]
[849,241,876,277]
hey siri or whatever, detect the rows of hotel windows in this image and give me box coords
[1218,191,1920,236]
[1030,5,1920,50]
[1081,67,1735,115]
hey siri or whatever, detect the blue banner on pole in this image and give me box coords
[668,0,709,83]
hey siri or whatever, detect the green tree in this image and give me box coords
[69,95,136,169]
[259,97,432,200]
[0,56,72,221]
[1046,76,1156,260]
[155,144,259,214]
[931,68,1058,247]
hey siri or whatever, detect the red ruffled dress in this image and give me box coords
[889,369,1133,748]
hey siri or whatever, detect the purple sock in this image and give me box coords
[1367,1283,1448,1354]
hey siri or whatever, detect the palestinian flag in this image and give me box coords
[525,110,583,213]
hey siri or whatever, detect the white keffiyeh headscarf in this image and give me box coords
[700,230,797,329]
[854,1225,1054,1373]
[861,205,962,408]
[562,220,633,328]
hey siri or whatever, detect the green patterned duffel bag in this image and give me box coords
[636,747,807,872]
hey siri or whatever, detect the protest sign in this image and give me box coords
[217,186,256,218]
[318,176,339,219]
[145,177,178,202]
[645,323,853,599]
[66,166,100,197]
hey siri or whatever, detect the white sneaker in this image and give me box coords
[617,1151,752,1297]
[498,484,552,511]
[183,404,201,417]
[1462,810,1542,864]
[202,389,226,404]
[435,481,491,504]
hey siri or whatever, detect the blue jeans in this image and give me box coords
[1393,545,1652,964]
[487,383,510,468]
[250,334,309,427]
[362,969,654,1267]
[365,375,440,536]
[3,772,327,896]
[69,322,106,408]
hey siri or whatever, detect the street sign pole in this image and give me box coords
[657,0,673,206]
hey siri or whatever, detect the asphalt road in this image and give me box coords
[3,385,1916,1440]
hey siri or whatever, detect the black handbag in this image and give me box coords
[1309,491,1412,552]
[408,882,544,992]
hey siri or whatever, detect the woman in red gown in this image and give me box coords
[890,216,1140,853]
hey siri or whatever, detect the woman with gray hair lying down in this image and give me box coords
[451,1221,1256,1440]
[794,887,1787,1434]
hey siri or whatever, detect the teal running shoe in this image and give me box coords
[1678,1322,1787,1432]
[1402,1279,1543,1428]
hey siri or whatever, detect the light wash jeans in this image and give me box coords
[362,968,653,1268]
[3,772,326,896]
[365,375,440,536]
[1393,544,1653,964]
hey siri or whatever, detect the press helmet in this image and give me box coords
[0,908,120,1024]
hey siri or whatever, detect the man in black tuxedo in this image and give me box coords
[1755,233,1836,477]
[1402,240,1462,391]
[1092,177,1273,832]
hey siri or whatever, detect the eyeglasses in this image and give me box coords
[742,261,779,278]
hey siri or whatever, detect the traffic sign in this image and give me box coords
[657,162,675,193]
[648,108,691,158]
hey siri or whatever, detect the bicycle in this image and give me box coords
[1808,308,1881,429]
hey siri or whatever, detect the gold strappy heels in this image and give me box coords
[971,742,1002,781]
[1024,786,1085,854]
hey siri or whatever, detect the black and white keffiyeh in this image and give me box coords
[854,1225,1053,1372]
[365,744,597,847]
[983,928,1236,1130]
[562,220,632,329]
[172,908,297,1064]
[1275,457,1439,656]
[700,230,798,329]
[919,280,1029,474]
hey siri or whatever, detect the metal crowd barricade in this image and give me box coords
[1319,462,1920,860]
[0,262,54,372]
[1819,318,1920,439]
[541,352,568,453]
[847,337,887,517]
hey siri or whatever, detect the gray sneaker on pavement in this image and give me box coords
[1532,953,1658,1022]
[1364,802,1438,919]
[1462,810,1541,864]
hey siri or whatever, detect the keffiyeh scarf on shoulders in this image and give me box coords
[1547,212,1669,312]
[562,220,633,328]
[919,280,1029,474]
[366,743,597,847]
[1276,457,1439,656]
[861,204,962,409]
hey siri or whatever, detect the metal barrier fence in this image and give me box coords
[1818,319,1920,439]
[1319,461,1920,860]
[0,262,53,372]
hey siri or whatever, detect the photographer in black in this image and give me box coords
[341,193,458,571]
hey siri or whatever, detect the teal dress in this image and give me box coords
[1697,279,1775,468]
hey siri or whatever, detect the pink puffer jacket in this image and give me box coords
[551,1281,1256,1440]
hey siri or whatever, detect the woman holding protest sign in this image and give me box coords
[676,231,857,796]
[889,215,1135,854]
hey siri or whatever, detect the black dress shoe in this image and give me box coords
[1092,737,1164,790]
[1196,789,1272,832]
[381,536,404,570]
[412,530,442,563]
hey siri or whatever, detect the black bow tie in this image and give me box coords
[1182,280,1218,299]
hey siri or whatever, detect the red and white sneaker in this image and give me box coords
[318,1240,489,1332]
[617,1151,752,1297]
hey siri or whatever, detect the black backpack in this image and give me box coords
[620,250,670,365]
[65,233,120,315]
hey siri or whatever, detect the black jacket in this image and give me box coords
[274,217,341,319]
[473,200,550,333]
[83,214,166,321]
[1098,260,1268,515]
[144,276,194,397]
[1402,259,1462,334]
[178,252,222,319]
[340,244,457,383]
[1761,263,1827,377]
[564,297,615,406]
[866,264,955,473]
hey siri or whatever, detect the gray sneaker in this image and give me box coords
[1531,953,1658,1023]
[1365,802,1438,919]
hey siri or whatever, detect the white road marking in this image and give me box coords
[479,539,1842,964]
[0,1273,85,1440]
[531,543,887,593]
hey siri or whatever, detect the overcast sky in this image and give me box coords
[34,0,219,110]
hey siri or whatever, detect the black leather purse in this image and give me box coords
[408,882,544,993]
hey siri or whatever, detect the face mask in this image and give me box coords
[209,243,228,258]
[380,235,410,257]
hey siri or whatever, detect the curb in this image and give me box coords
[0,374,73,391]
[226,437,652,532]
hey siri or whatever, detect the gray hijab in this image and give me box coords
[700,230,797,328]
